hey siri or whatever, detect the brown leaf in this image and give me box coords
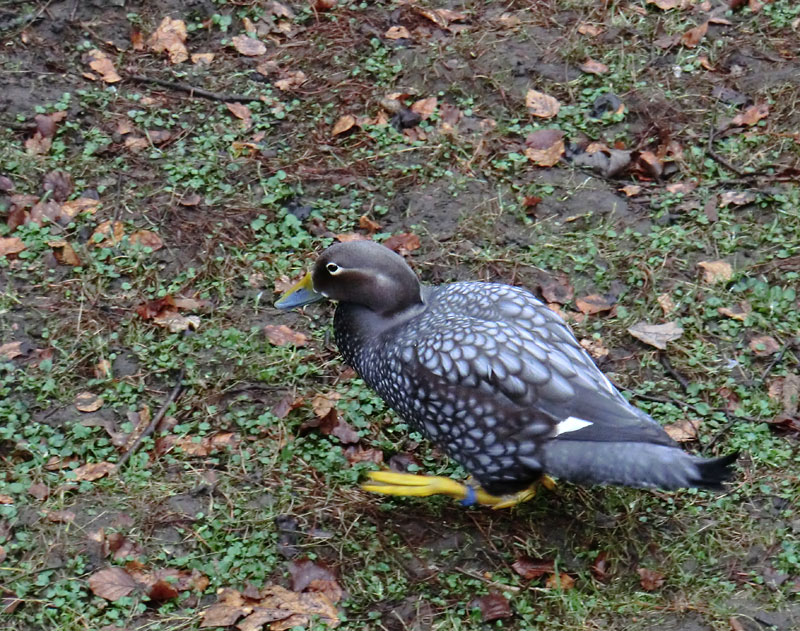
[621,184,642,197]
[410,97,438,120]
[85,49,122,83]
[0,495,13,504]
[0,236,26,257]
[635,150,663,179]
[226,102,252,127]
[575,294,614,315]
[525,89,560,118]
[274,71,307,91]
[147,579,180,602]
[312,391,342,418]
[47,509,76,523]
[73,461,116,482]
[129,230,164,251]
[319,409,360,445]
[471,593,512,622]
[43,170,73,202]
[749,335,780,357]
[289,559,339,596]
[265,324,308,347]
[232,34,267,56]
[718,301,751,321]
[647,0,686,8]
[698,260,733,283]
[91,220,124,248]
[664,419,700,442]
[545,572,575,590]
[0,545,5,563]
[591,551,610,582]
[383,233,421,255]
[580,58,609,74]
[332,114,357,136]
[34,111,67,139]
[201,602,247,628]
[89,567,139,601]
[539,278,574,305]
[657,293,675,315]
[627,321,684,350]
[511,557,554,580]
[48,240,82,266]
[136,295,176,320]
[147,17,188,64]
[719,191,756,207]
[344,445,384,464]
[577,23,603,36]
[179,192,202,206]
[524,129,565,167]
[191,52,215,65]
[28,482,50,500]
[731,103,769,127]
[358,215,381,234]
[0,175,14,192]
[580,337,609,359]
[637,567,665,591]
[75,391,104,412]
[61,196,100,218]
[0,341,24,360]
[385,26,411,39]
[680,21,708,48]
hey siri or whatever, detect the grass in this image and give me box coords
[1,1,800,629]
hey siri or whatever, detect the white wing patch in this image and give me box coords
[553,416,593,436]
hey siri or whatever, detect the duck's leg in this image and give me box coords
[361,471,555,510]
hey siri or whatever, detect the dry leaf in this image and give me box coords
[61,196,100,218]
[680,21,708,48]
[94,359,112,379]
[539,278,574,304]
[265,324,308,346]
[0,495,14,504]
[637,567,665,591]
[147,17,188,64]
[731,103,769,127]
[580,58,609,74]
[332,115,357,136]
[191,52,215,65]
[719,191,756,207]
[311,392,342,418]
[664,419,700,442]
[545,573,575,590]
[620,184,642,197]
[647,0,687,8]
[382,232,420,255]
[410,97,437,120]
[129,230,164,250]
[358,215,381,234]
[232,34,267,56]
[657,293,676,315]
[226,103,252,128]
[91,221,124,248]
[0,236,26,257]
[47,510,76,523]
[48,240,82,266]
[73,461,116,481]
[718,301,751,321]
[85,49,122,83]
[577,23,603,36]
[591,552,611,582]
[28,482,49,500]
[471,593,512,622]
[0,341,24,360]
[575,294,614,315]
[89,567,138,601]
[580,337,609,359]
[152,312,200,332]
[524,129,565,167]
[512,557,554,579]
[275,71,307,91]
[749,335,780,356]
[698,260,733,283]
[384,26,411,39]
[75,392,104,412]
[627,321,684,350]
[525,89,560,118]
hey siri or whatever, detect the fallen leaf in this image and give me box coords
[75,392,104,412]
[271,393,304,419]
[577,23,603,36]
[318,409,360,445]
[664,419,700,442]
[153,312,200,333]
[719,191,756,207]
[147,17,188,64]
[335,233,369,243]
[85,49,122,83]
[226,102,252,127]
[647,0,687,8]
[232,34,267,56]
[627,321,684,350]
[580,58,609,74]
[28,482,49,500]
[545,572,575,590]
[191,52,215,65]
[666,181,697,194]
[311,392,342,418]
[47,510,76,523]
[525,89,560,118]
[358,215,381,234]
[410,97,437,120]
[382,232,421,255]
[680,21,708,48]
[344,445,384,464]
[89,567,139,601]
[179,192,202,206]
[471,593,512,622]
[0,341,24,360]
[718,301,751,321]
[591,552,611,582]
[129,230,164,251]
[524,129,565,167]
[731,103,769,127]
[0,236,26,257]
[575,294,614,315]
[48,240,82,266]
[539,278,573,304]
[314,0,337,12]
[637,567,665,591]
[136,295,176,320]
[0,175,14,192]
[384,26,411,40]
[332,114,357,136]
[657,293,676,315]
[749,335,780,357]
[0,546,5,563]
[635,150,663,179]
[512,557,554,580]
[274,71,307,91]
[621,184,642,197]
[0,495,13,504]
[289,558,343,603]
[580,337,609,359]
[73,461,116,481]
[698,260,733,283]
[265,324,308,346]
[496,13,522,28]
[91,221,124,248]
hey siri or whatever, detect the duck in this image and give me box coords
[276,240,737,508]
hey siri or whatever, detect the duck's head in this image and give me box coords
[275,241,423,316]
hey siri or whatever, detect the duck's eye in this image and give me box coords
[326,262,342,275]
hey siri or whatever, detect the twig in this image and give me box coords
[659,352,689,392]
[707,125,745,176]
[759,342,789,384]
[116,367,185,470]
[126,75,264,103]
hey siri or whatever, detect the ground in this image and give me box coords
[1,1,799,630]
